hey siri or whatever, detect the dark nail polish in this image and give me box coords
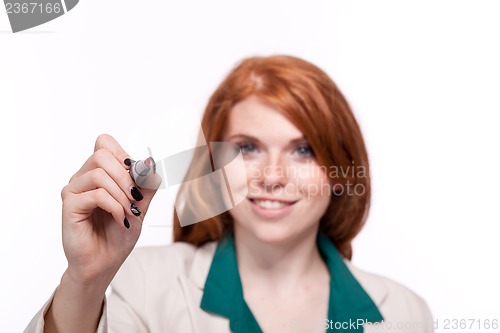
[130,203,142,217]
[124,158,132,167]
[131,187,144,201]
[124,217,130,229]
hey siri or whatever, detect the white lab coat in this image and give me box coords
[24,241,434,333]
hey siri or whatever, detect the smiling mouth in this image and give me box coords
[249,198,298,209]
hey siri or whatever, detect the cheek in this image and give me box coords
[294,165,331,200]
[245,160,261,179]
[245,160,265,194]
[222,153,253,207]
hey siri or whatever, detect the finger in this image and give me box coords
[69,133,132,182]
[94,134,132,169]
[63,188,130,229]
[64,168,142,219]
[70,149,140,203]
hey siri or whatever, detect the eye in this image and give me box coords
[237,142,258,155]
[295,144,315,158]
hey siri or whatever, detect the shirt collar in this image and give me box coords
[200,233,384,333]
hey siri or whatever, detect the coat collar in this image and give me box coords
[190,233,385,333]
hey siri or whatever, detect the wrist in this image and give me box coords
[62,268,113,296]
[45,270,108,333]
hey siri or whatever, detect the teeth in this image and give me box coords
[253,199,288,209]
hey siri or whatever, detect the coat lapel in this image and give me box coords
[179,235,388,333]
[199,236,262,333]
[317,233,384,332]
[177,241,231,333]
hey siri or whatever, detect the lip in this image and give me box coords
[248,196,298,204]
[248,198,298,219]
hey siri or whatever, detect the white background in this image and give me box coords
[1,1,499,332]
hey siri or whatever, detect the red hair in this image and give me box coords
[173,55,370,259]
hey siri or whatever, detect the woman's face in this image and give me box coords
[224,95,331,244]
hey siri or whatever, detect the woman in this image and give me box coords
[25,55,433,333]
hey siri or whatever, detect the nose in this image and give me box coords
[258,153,288,189]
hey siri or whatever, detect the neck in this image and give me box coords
[234,226,328,295]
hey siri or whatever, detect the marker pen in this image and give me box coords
[130,157,161,189]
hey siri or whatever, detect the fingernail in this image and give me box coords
[131,187,144,201]
[124,217,130,229]
[130,203,142,217]
[124,158,133,167]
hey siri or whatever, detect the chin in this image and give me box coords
[236,220,310,246]
[251,227,293,244]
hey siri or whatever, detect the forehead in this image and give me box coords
[224,96,303,139]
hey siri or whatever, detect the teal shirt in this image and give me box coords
[200,233,383,333]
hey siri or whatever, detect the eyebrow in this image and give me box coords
[225,133,308,145]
